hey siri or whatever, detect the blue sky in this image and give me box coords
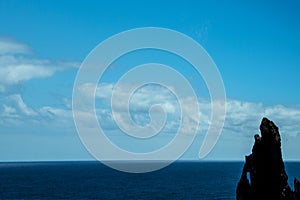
[0,0,300,161]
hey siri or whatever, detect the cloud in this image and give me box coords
[0,36,80,132]
[2,81,300,142]
[0,38,79,92]
[0,37,31,55]
[77,82,114,100]
[86,82,300,138]
[76,83,183,133]
[0,58,56,85]
[2,104,17,117]
[39,106,72,122]
[1,94,72,128]
[225,100,300,138]
[4,94,37,116]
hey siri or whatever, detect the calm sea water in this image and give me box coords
[0,161,299,199]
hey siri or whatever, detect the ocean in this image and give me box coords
[0,161,299,199]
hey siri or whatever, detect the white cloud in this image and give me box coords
[89,83,179,114]
[0,38,31,55]
[90,82,300,138]
[0,38,79,92]
[77,82,114,100]
[2,104,17,117]
[62,97,71,109]
[0,94,72,128]
[39,106,71,119]
[2,81,300,143]
[3,94,37,116]
[224,100,300,138]
[96,83,114,99]
[0,63,56,85]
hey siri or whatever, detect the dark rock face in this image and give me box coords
[295,178,300,200]
[236,117,299,200]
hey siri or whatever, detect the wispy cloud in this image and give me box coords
[2,80,299,140]
[225,100,300,138]
[0,35,299,143]
[1,80,300,161]
[0,56,56,86]
[0,37,31,55]
[76,82,300,138]
[0,38,79,92]
[0,94,72,128]
[3,94,37,116]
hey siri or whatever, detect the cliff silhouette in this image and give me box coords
[236,117,300,200]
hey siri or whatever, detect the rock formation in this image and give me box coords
[236,117,299,200]
[295,178,300,200]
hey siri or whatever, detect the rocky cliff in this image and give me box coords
[236,117,299,200]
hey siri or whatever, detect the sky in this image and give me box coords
[0,0,300,161]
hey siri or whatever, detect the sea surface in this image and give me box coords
[0,161,299,199]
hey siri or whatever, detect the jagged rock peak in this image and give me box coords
[236,117,298,200]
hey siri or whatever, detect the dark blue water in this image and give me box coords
[0,161,299,199]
